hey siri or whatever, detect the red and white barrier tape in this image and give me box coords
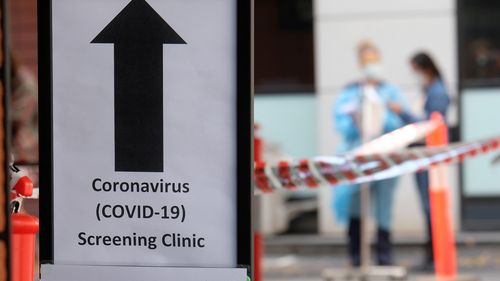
[254,136,500,192]
[355,120,438,155]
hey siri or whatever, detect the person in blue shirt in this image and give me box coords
[388,52,450,271]
[333,41,408,266]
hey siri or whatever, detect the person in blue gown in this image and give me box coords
[333,41,409,266]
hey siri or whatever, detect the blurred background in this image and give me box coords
[255,0,500,280]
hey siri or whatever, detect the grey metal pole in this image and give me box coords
[359,93,371,278]
[360,183,371,275]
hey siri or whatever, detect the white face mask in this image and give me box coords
[362,63,383,81]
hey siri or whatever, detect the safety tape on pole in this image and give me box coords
[355,120,439,155]
[254,136,500,193]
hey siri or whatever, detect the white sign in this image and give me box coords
[41,265,247,281]
[50,0,239,267]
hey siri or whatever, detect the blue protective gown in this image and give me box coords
[332,81,408,230]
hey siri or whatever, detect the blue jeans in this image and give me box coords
[416,170,431,219]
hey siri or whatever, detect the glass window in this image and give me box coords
[255,0,315,94]
[459,0,500,86]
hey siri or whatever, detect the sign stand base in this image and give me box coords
[41,264,247,281]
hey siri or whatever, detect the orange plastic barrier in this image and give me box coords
[426,112,457,278]
[10,175,39,281]
[11,213,39,281]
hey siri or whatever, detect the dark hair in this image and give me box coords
[411,52,441,79]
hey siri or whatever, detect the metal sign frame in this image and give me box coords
[38,0,252,273]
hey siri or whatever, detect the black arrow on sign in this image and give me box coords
[92,0,186,172]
